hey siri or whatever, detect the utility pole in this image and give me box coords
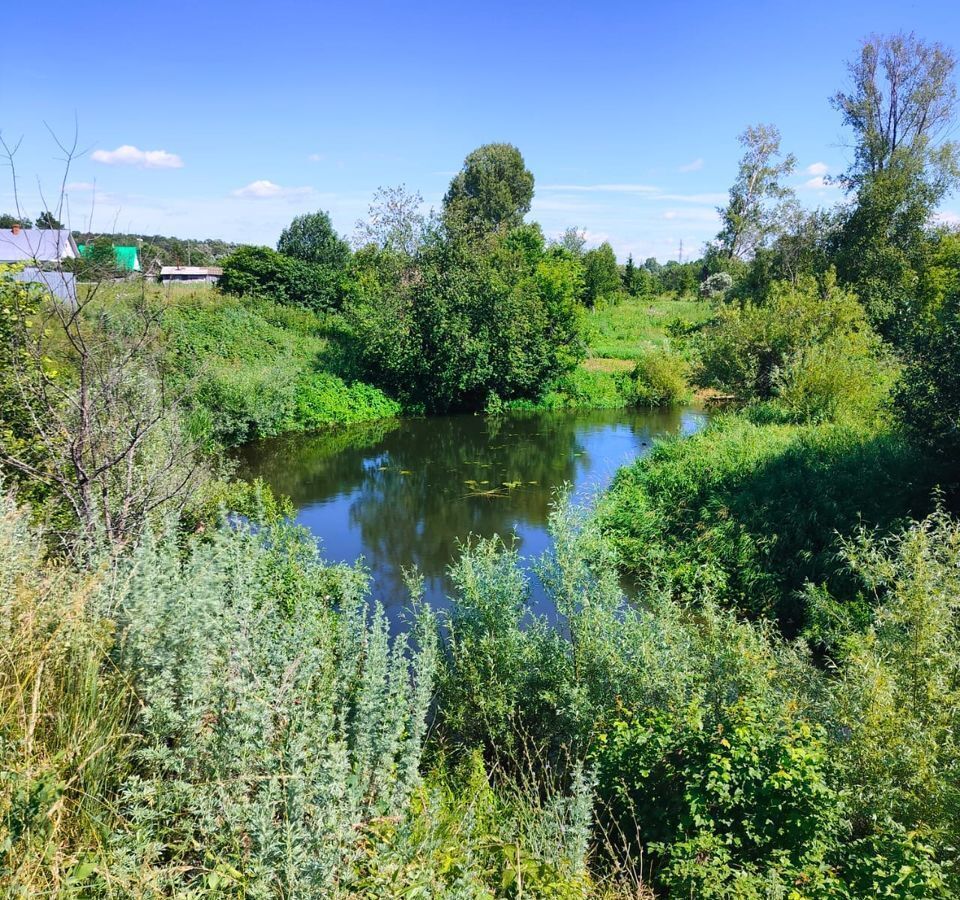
[678,239,684,263]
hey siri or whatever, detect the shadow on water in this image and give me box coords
[234,407,707,622]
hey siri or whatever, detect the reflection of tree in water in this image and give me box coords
[232,419,402,505]
[236,407,696,613]
[346,414,587,603]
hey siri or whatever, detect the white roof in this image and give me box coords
[0,229,78,263]
[159,266,222,276]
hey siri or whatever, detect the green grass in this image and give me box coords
[587,294,712,360]
[599,414,938,633]
[158,287,400,445]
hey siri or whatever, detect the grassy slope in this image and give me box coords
[587,294,711,361]
[141,284,399,445]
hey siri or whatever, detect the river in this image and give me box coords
[235,407,706,622]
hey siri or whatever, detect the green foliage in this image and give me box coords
[896,276,960,462]
[695,274,892,422]
[219,244,342,312]
[594,702,842,897]
[345,224,587,412]
[600,415,934,631]
[443,143,535,236]
[277,209,351,268]
[627,350,691,407]
[699,271,733,299]
[162,290,398,445]
[34,210,62,229]
[715,123,797,261]
[79,235,120,279]
[581,243,621,307]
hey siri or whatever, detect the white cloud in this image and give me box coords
[91,145,184,169]
[802,175,839,190]
[307,153,326,162]
[539,183,660,194]
[934,211,960,227]
[805,161,829,176]
[231,180,314,199]
[678,158,704,172]
[66,181,96,192]
[660,192,727,204]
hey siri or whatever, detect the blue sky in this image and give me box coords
[2,0,958,261]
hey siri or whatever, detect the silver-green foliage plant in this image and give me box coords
[100,521,437,896]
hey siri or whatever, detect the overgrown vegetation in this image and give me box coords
[3,27,960,900]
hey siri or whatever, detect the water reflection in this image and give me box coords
[235,408,706,618]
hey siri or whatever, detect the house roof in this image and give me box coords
[77,244,141,271]
[0,229,78,263]
[159,266,223,276]
[10,267,78,305]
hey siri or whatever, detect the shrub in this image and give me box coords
[219,244,342,312]
[599,416,934,631]
[594,701,842,898]
[628,350,690,406]
[163,291,397,445]
[695,274,885,420]
[897,286,960,461]
[698,271,733,299]
[344,224,587,412]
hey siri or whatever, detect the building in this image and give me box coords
[159,265,222,284]
[0,225,79,264]
[77,244,142,273]
[9,267,77,305]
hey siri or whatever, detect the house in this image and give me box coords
[0,224,79,264]
[159,266,222,284]
[77,244,142,272]
[10,267,77,306]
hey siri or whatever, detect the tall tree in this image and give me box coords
[582,242,621,306]
[443,143,534,236]
[833,33,960,337]
[35,210,63,229]
[353,185,426,256]
[833,32,958,187]
[556,226,587,257]
[277,211,350,269]
[623,253,637,294]
[716,124,797,260]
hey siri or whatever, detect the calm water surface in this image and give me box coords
[236,408,706,620]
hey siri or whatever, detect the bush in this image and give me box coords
[599,416,934,631]
[698,271,733,299]
[897,286,960,463]
[219,244,342,312]
[628,349,690,406]
[695,274,888,422]
[344,225,587,412]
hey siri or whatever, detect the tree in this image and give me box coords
[353,184,426,256]
[581,242,621,306]
[0,213,32,229]
[220,245,340,312]
[716,124,797,260]
[0,267,205,547]
[623,253,637,293]
[443,143,534,236]
[833,32,958,187]
[556,226,587,258]
[81,236,119,279]
[277,211,351,269]
[35,210,63,229]
[344,224,585,412]
[832,33,960,337]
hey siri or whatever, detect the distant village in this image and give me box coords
[0,218,226,304]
